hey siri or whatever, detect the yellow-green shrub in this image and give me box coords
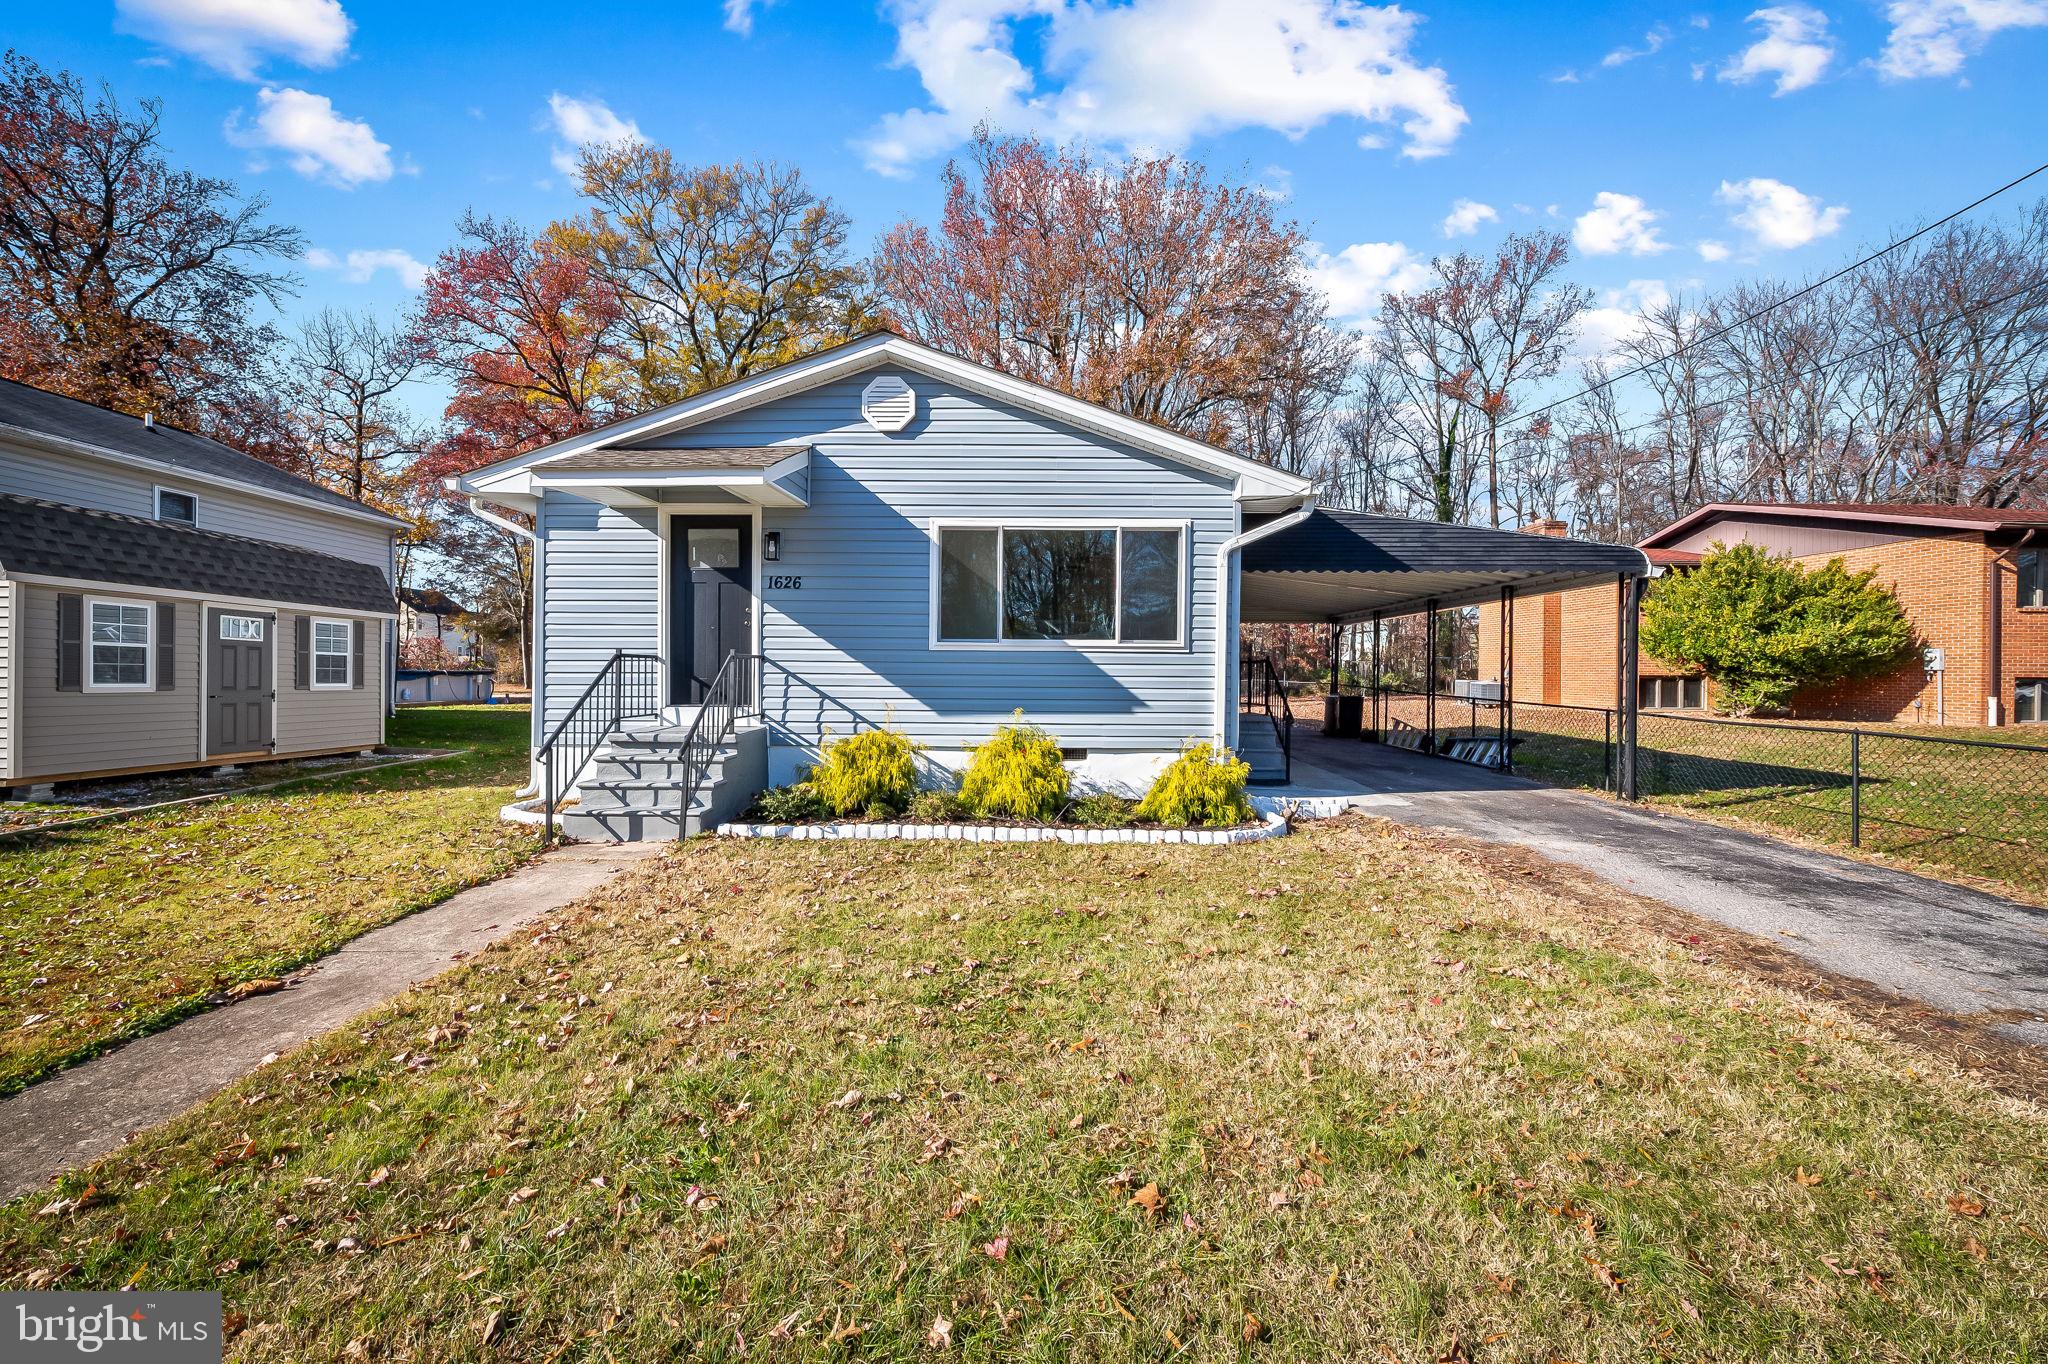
[959,713,1070,821]
[811,726,921,816]
[1135,742,1255,828]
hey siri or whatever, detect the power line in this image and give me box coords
[1491,158,2048,443]
[1493,273,2048,471]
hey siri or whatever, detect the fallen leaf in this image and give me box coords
[1948,1194,1986,1218]
[228,978,284,1001]
[1794,1167,1823,1187]
[364,1166,391,1189]
[926,1315,954,1350]
[1130,1182,1164,1215]
[480,1310,503,1345]
[1965,1236,1988,1262]
[829,1089,864,1110]
[1584,1255,1623,1293]
[1243,1310,1268,1343]
[982,1234,1009,1260]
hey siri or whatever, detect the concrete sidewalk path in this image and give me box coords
[0,841,662,1203]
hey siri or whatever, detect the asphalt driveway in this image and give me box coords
[1277,730,2048,1047]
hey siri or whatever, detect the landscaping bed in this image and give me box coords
[0,819,2041,1360]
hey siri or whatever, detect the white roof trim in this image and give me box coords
[452,334,1311,504]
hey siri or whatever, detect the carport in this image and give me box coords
[1236,507,1654,791]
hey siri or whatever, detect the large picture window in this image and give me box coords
[935,524,1184,646]
[87,599,152,690]
[312,619,352,688]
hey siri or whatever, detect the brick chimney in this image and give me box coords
[1520,518,1570,537]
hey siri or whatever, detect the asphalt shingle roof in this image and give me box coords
[546,446,805,472]
[0,377,397,524]
[0,493,396,614]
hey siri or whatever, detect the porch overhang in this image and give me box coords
[519,446,812,510]
[1240,507,1651,622]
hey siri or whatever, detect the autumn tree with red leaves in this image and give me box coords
[872,129,1355,453]
[0,51,300,427]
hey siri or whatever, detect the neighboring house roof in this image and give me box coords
[1644,547,1705,568]
[547,446,802,472]
[1641,501,2048,547]
[0,377,404,530]
[0,493,397,614]
[400,586,471,616]
[450,331,1312,509]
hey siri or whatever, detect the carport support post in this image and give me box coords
[1425,600,1439,752]
[1618,574,1644,800]
[1498,586,1515,771]
[1369,612,1383,741]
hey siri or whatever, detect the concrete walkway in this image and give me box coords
[1276,731,2048,1046]
[0,841,661,1203]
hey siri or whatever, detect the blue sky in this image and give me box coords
[11,0,2048,399]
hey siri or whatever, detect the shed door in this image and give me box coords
[208,610,275,756]
[669,517,752,704]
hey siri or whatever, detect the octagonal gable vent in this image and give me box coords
[861,374,916,433]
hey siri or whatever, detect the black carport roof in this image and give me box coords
[1241,507,1650,622]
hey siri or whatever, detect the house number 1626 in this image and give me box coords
[766,574,802,590]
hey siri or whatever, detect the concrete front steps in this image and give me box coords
[557,717,768,842]
[1237,714,1289,784]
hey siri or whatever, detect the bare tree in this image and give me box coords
[289,308,424,505]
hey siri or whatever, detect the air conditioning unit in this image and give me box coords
[1452,679,1503,700]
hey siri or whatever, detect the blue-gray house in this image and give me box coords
[450,332,1648,840]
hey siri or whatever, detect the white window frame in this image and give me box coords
[84,595,155,692]
[927,519,1189,651]
[218,614,265,641]
[154,485,198,527]
[310,616,353,689]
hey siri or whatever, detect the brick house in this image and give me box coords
[1475,504,2048,726]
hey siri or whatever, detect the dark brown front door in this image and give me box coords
[669,517,752,704]
[207,609,275,756]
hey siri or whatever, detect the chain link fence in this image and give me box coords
[1494,700,2048,899]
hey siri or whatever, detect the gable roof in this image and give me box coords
[400,586,471,616]
[0,377,404,530]
[1642,501,2048,547]
[545,446,800,472]
[0,493,397,614]
[450,332,1312,506]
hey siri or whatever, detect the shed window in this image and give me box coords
[2018,679,2047,725]
[312,619,351,687]
[156,488,197,526]
[2020,549,2045,609]
[935,525,1184,646]
[88,599,152,689]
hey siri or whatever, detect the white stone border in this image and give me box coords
[500,797,547,827]
[717,809,1291,846]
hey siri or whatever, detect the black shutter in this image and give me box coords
[156,601,175,691]
[294,615,310,690]
[56,593,83,692]
[352,620,365,689]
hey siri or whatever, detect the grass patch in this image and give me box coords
[2,820,2041,1360]
[0,706,535,1094]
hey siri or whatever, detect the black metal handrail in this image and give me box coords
[1239,652,1293,782]
[668,651,762,831]
[537,650,662,842]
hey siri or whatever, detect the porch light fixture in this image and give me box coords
[763,530,782,562]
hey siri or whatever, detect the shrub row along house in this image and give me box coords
[0,379,401,797]
[1478,504,2048,725]
[450,332,1648,839]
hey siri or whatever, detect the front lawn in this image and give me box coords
[0,706,535,1094]
[4,820,2041,1361]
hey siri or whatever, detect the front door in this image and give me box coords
[669,517,753,704]
[207,609,275,756]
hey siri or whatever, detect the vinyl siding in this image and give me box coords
[17,584,200,778]
[538,365,1237,755]
[0,439,393,569]
[275,616,386,753]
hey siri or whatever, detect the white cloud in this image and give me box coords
[225,87,391,187]
[304,246,429,289]
[1719,4,1834,93]
[1601,24,1670,67]
[1697,239,1732,261]
[546,93,645,177]
[1440,198,1499,238]
[1577,279,1671,360]
[114,0,352,79]
[1877,0,2048,78]
[1573,191,1669,256]
[857,0,1468,177]
[1717,176,1847,249]
[723,0,777,35]
[1302,240,1430,325]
